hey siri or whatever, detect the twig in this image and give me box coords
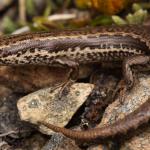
[19,0,26,23]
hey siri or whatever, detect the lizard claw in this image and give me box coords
[118,86,127,104]
[58,79,75,99]
[115,80,128,104]
[50,80,74,99]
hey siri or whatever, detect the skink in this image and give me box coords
[0,26,150,65]
[0,25,150,141]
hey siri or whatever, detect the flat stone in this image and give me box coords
[17,83,94,135]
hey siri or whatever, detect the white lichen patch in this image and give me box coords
[17,83,94,135]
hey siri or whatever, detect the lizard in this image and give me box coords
[0,25,150,141]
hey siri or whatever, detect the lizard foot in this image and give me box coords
[115,80,127,104]
[58,79,75,99]
[50,79,74,99]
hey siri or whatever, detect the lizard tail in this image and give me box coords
[39,98,150,141]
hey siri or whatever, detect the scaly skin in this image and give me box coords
[0,25,150,141]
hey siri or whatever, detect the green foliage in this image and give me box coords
[91,15,113,26]
[2,17,18,34]
[112,3,148,25]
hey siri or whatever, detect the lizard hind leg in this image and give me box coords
[123,55,150,89]
[51,58,79,99]
[119,55,150,103]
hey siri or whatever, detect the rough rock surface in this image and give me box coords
[42,133,81,150]
[17,83,94,135]
[121,127,150,150]
[0,86,33,138]
[97,73,150,149]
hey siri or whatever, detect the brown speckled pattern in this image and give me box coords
[0,26,150,65]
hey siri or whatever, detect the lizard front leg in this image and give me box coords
[51,58,79,98]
